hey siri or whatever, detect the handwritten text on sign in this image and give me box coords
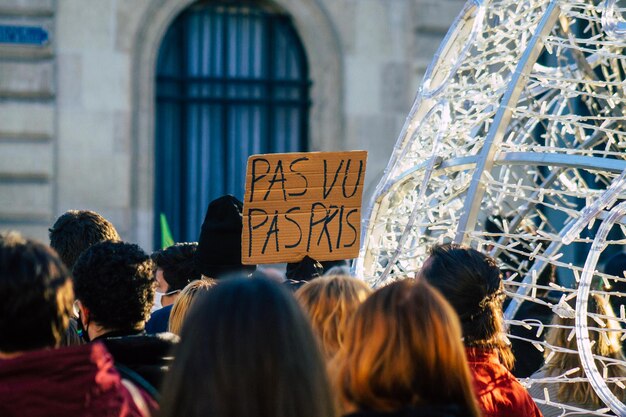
[242,151,367,264]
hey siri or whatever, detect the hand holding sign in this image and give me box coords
[242,151,367,264]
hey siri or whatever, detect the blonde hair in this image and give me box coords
[296,275,371,358]
[168,279,217,335]
[333,278,481,417]
[543,294,626,406]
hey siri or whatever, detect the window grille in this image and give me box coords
[155,2,311,244]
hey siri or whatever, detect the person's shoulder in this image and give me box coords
[149,305,173,322]
[154,304,174,317]
[103,332,179,393]
[120,379,159,417]
[467,349,510,380]
[0,343,135,417]
[497,375,543,417]
[0,342,110,370]
[470,356,541,416]
[102,331,179,355]
[344,404,466,417]
[145,305,173,333]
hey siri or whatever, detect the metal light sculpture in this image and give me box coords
[356,0,626,414]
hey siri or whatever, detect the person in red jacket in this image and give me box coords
[0,232,155,417]
[419,243,543,417]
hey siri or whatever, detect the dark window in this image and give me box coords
[155,2,311,244]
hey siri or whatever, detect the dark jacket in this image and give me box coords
[344,404,469,417]
[509,292,561,378]
[95,330,179,392]
[0,342,155,417]
[145,305,173,334]
[61,317,85,346]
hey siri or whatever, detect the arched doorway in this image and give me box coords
[154,2,310,243]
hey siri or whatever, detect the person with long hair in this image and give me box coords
[296,275,372,359]
[528,294,626,416]
[333,278,481,417]
[418,243,542,417]
[159,277,337,417]
[168,279,217,335]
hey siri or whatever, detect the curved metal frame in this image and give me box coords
[421,0,486,98]
[576,200,626,415]
[373,102,451,285]
[357,0,626,413]
[453,0,562,244]
[601,0,626,39]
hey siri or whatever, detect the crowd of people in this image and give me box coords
[1,193,624,417]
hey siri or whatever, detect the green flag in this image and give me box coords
[160,213,175,249]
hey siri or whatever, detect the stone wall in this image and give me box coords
[0,0,56,241]
[55,0,150,241]
[324,0,464,198]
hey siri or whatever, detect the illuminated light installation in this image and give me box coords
[356,0,626,414]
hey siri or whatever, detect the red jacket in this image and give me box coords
[466,347,542,417]
[0,342,156,417]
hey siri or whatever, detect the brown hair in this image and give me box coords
[333,278,481,417]
[296,275,371,358]
[159,277,337,417]
[168,279,217,335]
[543,294,626,406]
[0,232,74,353]
[419,243,514,369]
[49,210,120,269]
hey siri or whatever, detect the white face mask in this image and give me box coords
[151,289,179,313]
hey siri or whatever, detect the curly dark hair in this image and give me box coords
[0,232,73,353]
[151,243,200,291]
[49,210,120,269]
[72,241,154,331]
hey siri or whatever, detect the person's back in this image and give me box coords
[333,279,481,417]
[0,232,153,417]
[343,406,466,417]
[0,342,153,417]
[464,347,541,417]
[159,277,336,417]
[97,331,179,390]
[72,240,178,391]
[418,243,543,417]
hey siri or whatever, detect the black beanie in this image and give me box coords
[195,195,256,278]
[285,256,323,281]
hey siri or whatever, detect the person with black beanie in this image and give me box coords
[194,195,256,279]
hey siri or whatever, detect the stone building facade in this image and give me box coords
[0,0,463,249]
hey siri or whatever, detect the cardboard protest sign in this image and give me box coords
[242,150,367,264]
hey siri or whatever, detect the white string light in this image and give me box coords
[355,0,626,414]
